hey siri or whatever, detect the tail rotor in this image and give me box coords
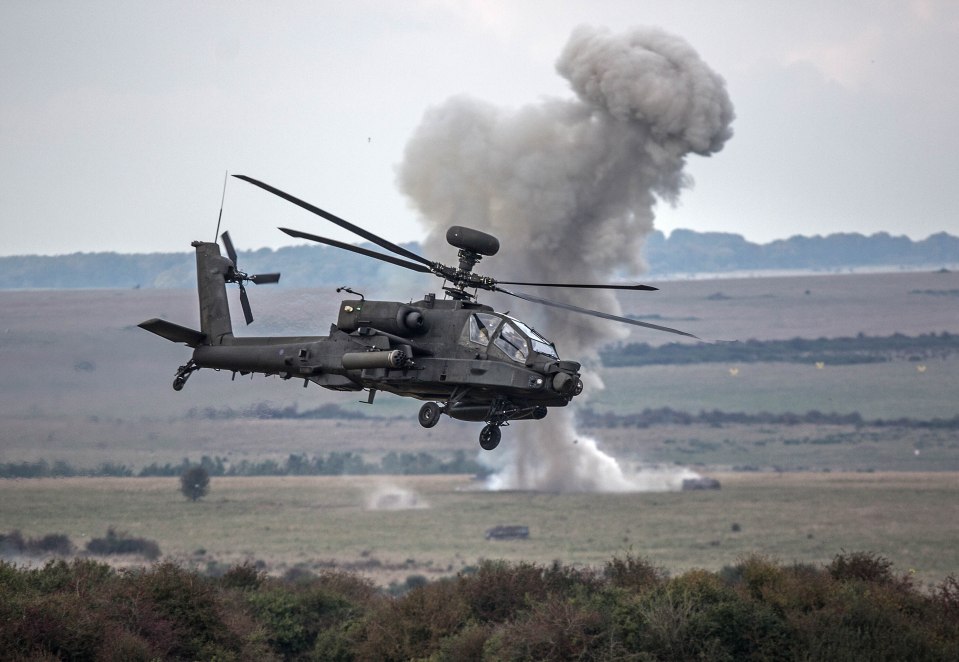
[220,231,281,324]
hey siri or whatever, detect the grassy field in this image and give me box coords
[0,270,957,473]
[1,272,957,591]
[2,472,957,589]
[597,358,959,421]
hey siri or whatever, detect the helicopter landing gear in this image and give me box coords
[418,401,442,428]
[172,360,198,392]
[479,424,502,451]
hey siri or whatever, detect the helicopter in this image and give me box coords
[139,175,698,450]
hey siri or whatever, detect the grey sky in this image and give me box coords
[1,0,957,256]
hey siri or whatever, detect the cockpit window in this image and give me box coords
[494,322,529,363]
[509,318,559,359]
[468,313,502,346]
[468,312,559,362]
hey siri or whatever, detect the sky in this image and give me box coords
[1,0,957,257]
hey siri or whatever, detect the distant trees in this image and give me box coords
[600,331,959,367]
[180,465,210,501]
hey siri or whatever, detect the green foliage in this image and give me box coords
[485,595,607,661]
[579,406,959,431]
[247,583,353,659]
[601,331,959,367]
[828,549,897,584]
[604,553,667,592]
[1,554,958,660]
[355,577,469,661]
[180,465,210,501]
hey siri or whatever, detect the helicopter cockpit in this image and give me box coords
[466,312,559,362]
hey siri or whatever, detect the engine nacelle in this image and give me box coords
[337,300,428,337]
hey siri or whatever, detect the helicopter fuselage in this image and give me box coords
[189,296,583,420]
[140,239,584,450]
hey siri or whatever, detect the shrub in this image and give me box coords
[248,571,376,660]
[0,530,75,557]
[355,578,469,660]
[180,465,210,501]
[457,560,550,623]
[86,528,161,560]
[486,596,607,661]
[28,533,75,556]
[220,561,265,591]
[604,552,666,593]
[0,530,26,554]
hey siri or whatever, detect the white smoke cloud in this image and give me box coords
[398,26,733,492]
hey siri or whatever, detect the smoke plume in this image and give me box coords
[398,26,733,492]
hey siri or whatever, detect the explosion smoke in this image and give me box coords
[398,26,734,492]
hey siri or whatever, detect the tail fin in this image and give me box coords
[192,240,235,345]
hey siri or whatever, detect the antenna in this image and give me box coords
[213,170,228,242]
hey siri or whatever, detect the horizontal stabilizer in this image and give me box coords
[138,318,206,347]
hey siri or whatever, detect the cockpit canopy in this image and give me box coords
[466,312,559,362]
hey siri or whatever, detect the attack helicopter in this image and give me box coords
[139,175,698,450]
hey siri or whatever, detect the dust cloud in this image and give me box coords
[398,26,733,492]
[365,482,429,511]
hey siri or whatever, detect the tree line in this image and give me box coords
[3,229,956,288]
[0,451,488,480]
[600,331,959,367]
[576,406,959,430]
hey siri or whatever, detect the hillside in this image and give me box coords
[1,229,956,289]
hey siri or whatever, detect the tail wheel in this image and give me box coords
[479,424,502,451]
[418,402,442,428]
[172,360,197,392]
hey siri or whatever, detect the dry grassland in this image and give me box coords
[2,472,956,589]
[1,272,957,589]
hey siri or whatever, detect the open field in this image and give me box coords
[1,271,957,591]
[2,472,957,589]
[0,270,957,472]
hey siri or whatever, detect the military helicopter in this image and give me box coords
[139,175,698,450]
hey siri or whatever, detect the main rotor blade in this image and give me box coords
[234,175,433,267]
[496,280,658,291]
[220,231,238,265]
[495,286,700,340]
[250,272,281,284]
[279,227,433,274]
[238,283,254,325]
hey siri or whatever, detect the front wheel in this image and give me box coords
[418,402,441,428]
[479,424,502,451]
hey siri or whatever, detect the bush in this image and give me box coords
[0,530,74,556]
[180,465,210,501]
[486,596,607,660]
[604,553,666,592]
[85,528,161,560]
[457,561,550,623]
[828,550,897,584]
[355,577,468,661]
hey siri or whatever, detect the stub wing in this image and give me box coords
[138,318,206,347]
